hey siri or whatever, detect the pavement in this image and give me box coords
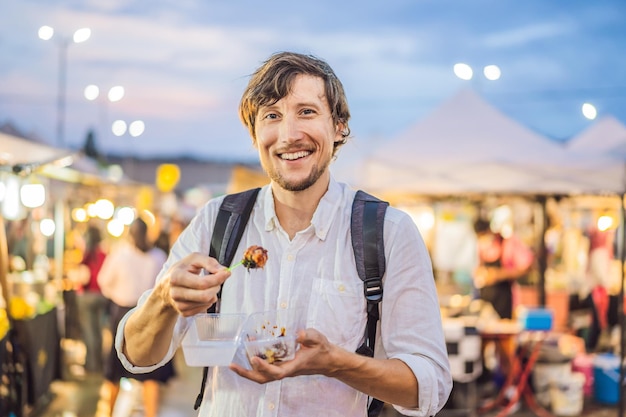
[37,351,621,417]
[38,350,204,417]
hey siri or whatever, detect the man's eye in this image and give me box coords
[302,109,315,115]
[263,113,278,120]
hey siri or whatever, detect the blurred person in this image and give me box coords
[98,218,174,417]
[473,218,534,395]
[573,221,615,350]
[75,224,109,373]
[473,218,534,320]
[154,229,171,255]
[6,218,32,270]
[116,51,451,417]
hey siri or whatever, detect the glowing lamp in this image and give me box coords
[20,183,46,208]
[156,164,181,192]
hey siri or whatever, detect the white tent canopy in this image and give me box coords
[0,131,125,185]
[349,89,621,196]
[564,116,626,194]
[567,115,626,155]
[0,131,73,171]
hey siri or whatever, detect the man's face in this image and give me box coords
[253,74,343,192]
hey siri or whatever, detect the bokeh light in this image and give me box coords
[582,103,597,120]
[453,63,473,81]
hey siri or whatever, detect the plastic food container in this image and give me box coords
[181,313,247,367]
[242,308,305,365]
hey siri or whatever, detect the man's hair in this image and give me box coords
[239,51,351,154]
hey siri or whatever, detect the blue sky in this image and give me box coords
[1,0,625,162]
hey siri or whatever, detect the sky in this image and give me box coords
[1,0,625,163]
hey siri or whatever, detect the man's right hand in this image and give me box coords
[123,252,231,367]
[157,252,232,317]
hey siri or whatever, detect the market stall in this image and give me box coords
[0,131,149,414]
[342,88,626,413]
[0,133,73,415]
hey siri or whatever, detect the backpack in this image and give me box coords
[194,187,389,417]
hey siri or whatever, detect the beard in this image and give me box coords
[263,156,331,192]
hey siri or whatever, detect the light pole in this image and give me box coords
[38,25,91,147]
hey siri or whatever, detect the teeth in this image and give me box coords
[281,151,310,160]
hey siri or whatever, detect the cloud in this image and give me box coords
[482,21,576,48]
[1,0,625,160]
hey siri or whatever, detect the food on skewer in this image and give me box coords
[228,245,269,271]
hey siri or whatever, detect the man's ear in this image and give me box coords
[251,130,258,148]
[335,122,346,139]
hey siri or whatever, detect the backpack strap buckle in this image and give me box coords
[363,277,383,304]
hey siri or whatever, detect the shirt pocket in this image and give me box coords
[309,278,366,350]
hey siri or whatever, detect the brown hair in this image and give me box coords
[239,51,351,155]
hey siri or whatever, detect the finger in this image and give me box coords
[170,261,230,291]
[229,360,272,384]
[168,279,220,314]
[296,328,324,347]
[164,255,230,314]
[174,297,219,317]
[170,269,229,292]
[175,252,221,272]
[230,357,289,383]
[295,329,309,344]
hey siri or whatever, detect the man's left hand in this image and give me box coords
[229,328,336,383]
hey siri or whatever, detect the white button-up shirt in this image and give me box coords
[116,178,452,417]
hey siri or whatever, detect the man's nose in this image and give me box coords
[279,114,304,142]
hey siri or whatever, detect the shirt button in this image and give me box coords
[338,284,345,292]
[287,254,294,261]
[268,403,275,410]
[280,302,288,309]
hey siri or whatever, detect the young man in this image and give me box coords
[117,52,452,417]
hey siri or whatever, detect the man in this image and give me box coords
[117,52,451,417]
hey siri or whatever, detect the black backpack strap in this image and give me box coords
[351,190,389,417]
[209,187,262,266]
[194,187,261,410]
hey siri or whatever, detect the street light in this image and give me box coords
[582,102,598,120]
[112,120,145,137]
[84,85,125,103]
[84,84,125,144]
[453,63,501,88]
[39,25,91,147]
[84,85,144,138]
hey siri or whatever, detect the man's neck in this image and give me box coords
[271,175,330,239]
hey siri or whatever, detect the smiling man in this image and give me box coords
[116,51,451,417]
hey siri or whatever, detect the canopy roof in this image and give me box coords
[0,131,120,185]
[0,131,73,169]
[350,89,622,196]
[567,115,626,157]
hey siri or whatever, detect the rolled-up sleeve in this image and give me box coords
[378,209,453,416]
[115,290,192,373]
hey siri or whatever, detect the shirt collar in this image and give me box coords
[261,177,343,241]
